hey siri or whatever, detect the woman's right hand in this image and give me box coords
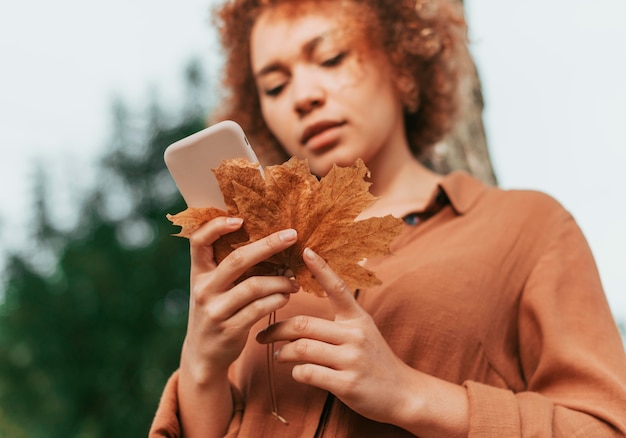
[181,216,299,384]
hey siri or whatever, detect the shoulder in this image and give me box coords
[492,187,570,219]
[439,172,580,255]
[441,171,572,226]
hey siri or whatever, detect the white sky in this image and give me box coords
[0,1,625,322]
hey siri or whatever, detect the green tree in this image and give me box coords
[0,60,210,436]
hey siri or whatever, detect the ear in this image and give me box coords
[396,72,420,113]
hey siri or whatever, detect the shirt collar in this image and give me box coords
[438,170,490,215]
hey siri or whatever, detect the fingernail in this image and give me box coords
[304,247,317,260]
[255,328,266,342]
[290,280,300,292]
[274,349,280,360]
[226,217,243,225]
[279,229,297,242]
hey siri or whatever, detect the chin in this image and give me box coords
[306,148,362,177]
[308,161,333,178]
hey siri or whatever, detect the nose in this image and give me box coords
[292,68,326,117]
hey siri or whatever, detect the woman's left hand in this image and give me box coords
[255,247,418,425]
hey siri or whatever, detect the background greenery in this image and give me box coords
[0,61,209,436]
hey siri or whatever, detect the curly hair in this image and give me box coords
[211,0,467,165]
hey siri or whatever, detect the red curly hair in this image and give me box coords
[211,0,467,165]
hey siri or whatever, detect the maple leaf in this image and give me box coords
[167,157,404,296]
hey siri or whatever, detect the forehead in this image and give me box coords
[250,2,370,66]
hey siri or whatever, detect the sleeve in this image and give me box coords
[149,371,182,438]
[464,213,626,437]
[149,370,246,438]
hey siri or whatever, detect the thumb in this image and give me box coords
[303,248,363,320]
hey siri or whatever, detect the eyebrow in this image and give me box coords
[254,33,327,79]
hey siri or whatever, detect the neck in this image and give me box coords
[361,143,443,220]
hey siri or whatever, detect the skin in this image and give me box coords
[251,6,443,219]
[251,9,404,178]
[178,3,469,437]
[178,218,300,436]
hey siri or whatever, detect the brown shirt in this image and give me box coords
[150,171,626,437]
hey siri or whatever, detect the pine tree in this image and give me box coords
[0,60,210,436]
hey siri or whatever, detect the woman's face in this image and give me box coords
[250,3,407,176]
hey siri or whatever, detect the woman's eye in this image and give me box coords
[264,84,285,97]
[321,51,347,67]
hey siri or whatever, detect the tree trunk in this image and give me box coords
[421,0,498,186]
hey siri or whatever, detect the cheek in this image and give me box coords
[323,58,366,94]
[260,100,301,155]
[260,100,283,137]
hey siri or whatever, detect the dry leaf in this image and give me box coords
[167,157,404,296]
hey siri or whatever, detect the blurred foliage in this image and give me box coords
[0,60,210,436]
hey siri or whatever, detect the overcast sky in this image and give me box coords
[0,1,625,321]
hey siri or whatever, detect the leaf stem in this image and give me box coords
[267,310,288,424]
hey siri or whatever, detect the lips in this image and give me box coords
[300,120,346,147]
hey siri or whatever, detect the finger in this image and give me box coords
[214,275,299,320]
[212,228,298,287]
[291,363,343,393]
[274,339,345,370]
[256,314,348,345]
[228,292,292,333]
[303,247,364,320]
[189,216,244,272]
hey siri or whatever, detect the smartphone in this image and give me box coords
[164,120,262,210]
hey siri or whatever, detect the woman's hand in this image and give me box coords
[178,216,299,438]
[255,247,416,424]
[256,248,469,437]
[183,216,299,380]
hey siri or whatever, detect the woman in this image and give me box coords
[151,0,626,436]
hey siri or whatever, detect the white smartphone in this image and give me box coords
[164,120,262,210]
